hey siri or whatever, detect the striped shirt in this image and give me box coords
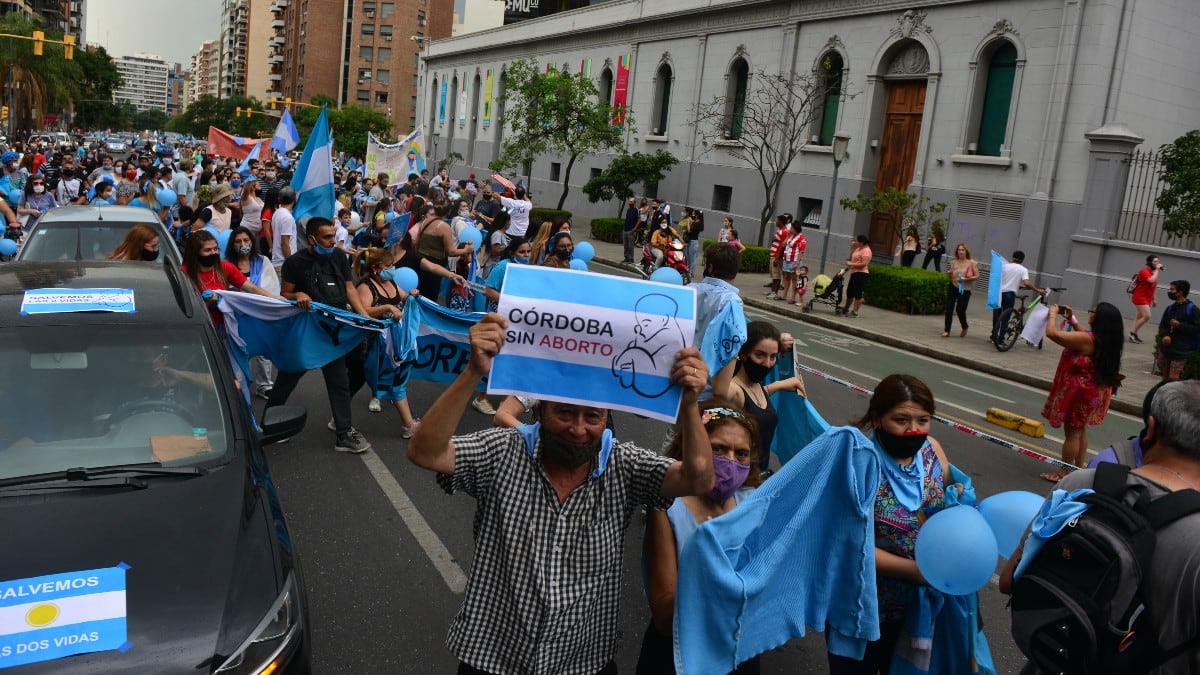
[769,226,789,258]
[783,232,807,263]
[437,426,673,674]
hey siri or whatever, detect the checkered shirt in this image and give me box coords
[437,426,673,674]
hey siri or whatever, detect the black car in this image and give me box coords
[0,261,310,673]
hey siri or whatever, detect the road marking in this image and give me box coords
[811,341,859,355]
[359,451,468,594]
[942,380,1015,404]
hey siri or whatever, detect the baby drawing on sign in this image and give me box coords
[611,294,687,398]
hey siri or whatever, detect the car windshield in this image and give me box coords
[20,222,178,263]
[0,326,232,479]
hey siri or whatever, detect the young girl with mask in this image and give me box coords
[352,247,420,437]
[827,373,961,675]
[182,230,280,326]
[711,321,806,475]
[637,399,764,675]
[17,176,57,232]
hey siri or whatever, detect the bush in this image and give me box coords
[702,239,770,274]
[1152,335,1200,380]
[590,218,624,243]
[862,264,948,314]
[531,208,572,222]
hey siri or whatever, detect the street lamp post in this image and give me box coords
[818,130,851,276]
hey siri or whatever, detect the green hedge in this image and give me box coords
[702,239,770,274]
[531,208,572,222]
[590,218,624,243]
[862,264,949,315]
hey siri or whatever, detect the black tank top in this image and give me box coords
[737,382,779,452]
[361,277,403,307]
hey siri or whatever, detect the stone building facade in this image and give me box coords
[420,0,1200,310]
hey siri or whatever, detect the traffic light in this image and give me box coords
[32,31,44,56]
[269,97,278,110]
[235,106,243,117]
[1,106,8,121]
[284,97,292,108]
[63,35,74,60]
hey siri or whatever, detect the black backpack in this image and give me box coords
[1011,463,1200,675]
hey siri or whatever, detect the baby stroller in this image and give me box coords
[805,268,846,314]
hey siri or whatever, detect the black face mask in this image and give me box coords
[554,247,572,260]
[876,429,929,460]
[199,253,221,268]
[741,358,772,384]
[539,426,600,470]
[1168,292,1179,301]
[140,248,160,262]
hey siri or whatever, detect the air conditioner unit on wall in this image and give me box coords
[385,36,392,41]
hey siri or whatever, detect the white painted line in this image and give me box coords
[942,380,1015,404]
[814,342,859,355]
[359,450,468,594]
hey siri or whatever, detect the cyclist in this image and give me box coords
[991,250,1045,345]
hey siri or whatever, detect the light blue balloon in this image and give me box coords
[915,505,998,595]
[0,238,16,256]
[569,258,587,271]
[202,225,219,239]
[6,189,20,205]
[459,226,483,250]
[978,491,1046,558]
[384,210,398,224]
[572,241,595,263]
[158,188,178,207]
[217,228,233,254]
[393,266,419,292]
[650,267,683,285]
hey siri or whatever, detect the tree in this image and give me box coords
[168,95,274,138]
[0,12,84,129]
[690,67,846,244]
[491,59,626,210]
[1156,130,1200,236]
[75,45,123,129]
[582,150,678,214]
[130,109,169,132]
[839,187,949,262]
[438,151,464,174]
[288,95,391,159]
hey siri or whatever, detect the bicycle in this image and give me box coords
[993,287,1067,352]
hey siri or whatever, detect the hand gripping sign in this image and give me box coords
[489,266,696,422]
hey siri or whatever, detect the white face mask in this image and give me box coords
[32,185,44,194]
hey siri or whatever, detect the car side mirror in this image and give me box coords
[259,405,307,446]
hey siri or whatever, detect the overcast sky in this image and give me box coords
[86,1,222,65]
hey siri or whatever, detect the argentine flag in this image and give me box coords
[0,565,130,668]
[986,250,1004,310]
[271,109,300,154]
[236,138,263,179]
[289,106,336,222]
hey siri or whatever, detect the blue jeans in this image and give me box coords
[992,291,1016,341]
[686,239,700,274]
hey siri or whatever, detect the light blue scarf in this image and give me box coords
[872,433,926,512]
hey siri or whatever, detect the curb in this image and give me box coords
[986,408,1046,438]
[592,255,1143,417]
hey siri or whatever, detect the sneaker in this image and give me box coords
[471,398,497,415]
[335,429,372,454]
[1129,332,1144,344]
[254,387,271,400]
[402,418,422,439]
[368,397,382,412]
[327,418,361,433]
[848,310,859,318]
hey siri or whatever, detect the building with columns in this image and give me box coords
[419,0,1200,310]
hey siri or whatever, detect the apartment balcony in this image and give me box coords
[268,54,283,65]
[268,73,282,82]
[271,19,284,29]
[269,36,285,46]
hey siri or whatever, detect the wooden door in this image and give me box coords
[869,81,926,256]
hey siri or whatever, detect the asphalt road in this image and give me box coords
[262,351,1074,672]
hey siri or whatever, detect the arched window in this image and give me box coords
[598,67,614,107]
[651,63,673,136]
[976,41,1017,156]
[817,52,844,145]
[725,58,749,139]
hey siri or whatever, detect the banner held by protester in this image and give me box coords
[489,266,696,422]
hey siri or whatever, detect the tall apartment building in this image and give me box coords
[452,0,503,36]
[167,63,185,116]
[3,0,84,44]
[185,41,221,106]
[277,0,451,132]
[220,0,249,99]
[244,0,275,101]
[114,53,170,113]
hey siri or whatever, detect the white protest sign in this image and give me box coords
[489,266,696,422]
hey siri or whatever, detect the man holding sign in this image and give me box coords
[408,309,714,675]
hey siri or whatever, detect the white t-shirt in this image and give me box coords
[1000,261,1030,293]
[271,206,297,265]
[501,196,531,237]
[208,205,233,232]
[335,223,349,250]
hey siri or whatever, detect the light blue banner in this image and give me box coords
[20,288,135,315]
[987,250,1003,310]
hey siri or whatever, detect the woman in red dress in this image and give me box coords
[1040,301,1125,482]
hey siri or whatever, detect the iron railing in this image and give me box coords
[1118,149,1200,250]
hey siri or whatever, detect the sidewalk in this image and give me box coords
[585,237,1156,417]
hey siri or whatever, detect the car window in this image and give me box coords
[0,326,232,479]
[20,222,179,262]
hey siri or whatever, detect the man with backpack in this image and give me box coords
[1001,379,1200,674]
[1157,279,1198,381]
[266,217,374,454]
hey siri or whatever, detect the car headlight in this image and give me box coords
[214,572,303,675]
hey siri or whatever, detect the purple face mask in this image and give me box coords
[708,455,751,502]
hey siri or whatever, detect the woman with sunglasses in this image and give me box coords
[16,175,58,233]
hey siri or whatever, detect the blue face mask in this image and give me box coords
[313,243,335,256]
[105,196,117,205]
[230,180,241,188]
[379,267,396,281]
[513,255,530,265]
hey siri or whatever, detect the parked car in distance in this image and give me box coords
[0,260,311,674]
[15,205,180,264]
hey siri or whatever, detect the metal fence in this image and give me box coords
[1118,149,1200,250]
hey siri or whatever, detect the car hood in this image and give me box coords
[0,459,282,673]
